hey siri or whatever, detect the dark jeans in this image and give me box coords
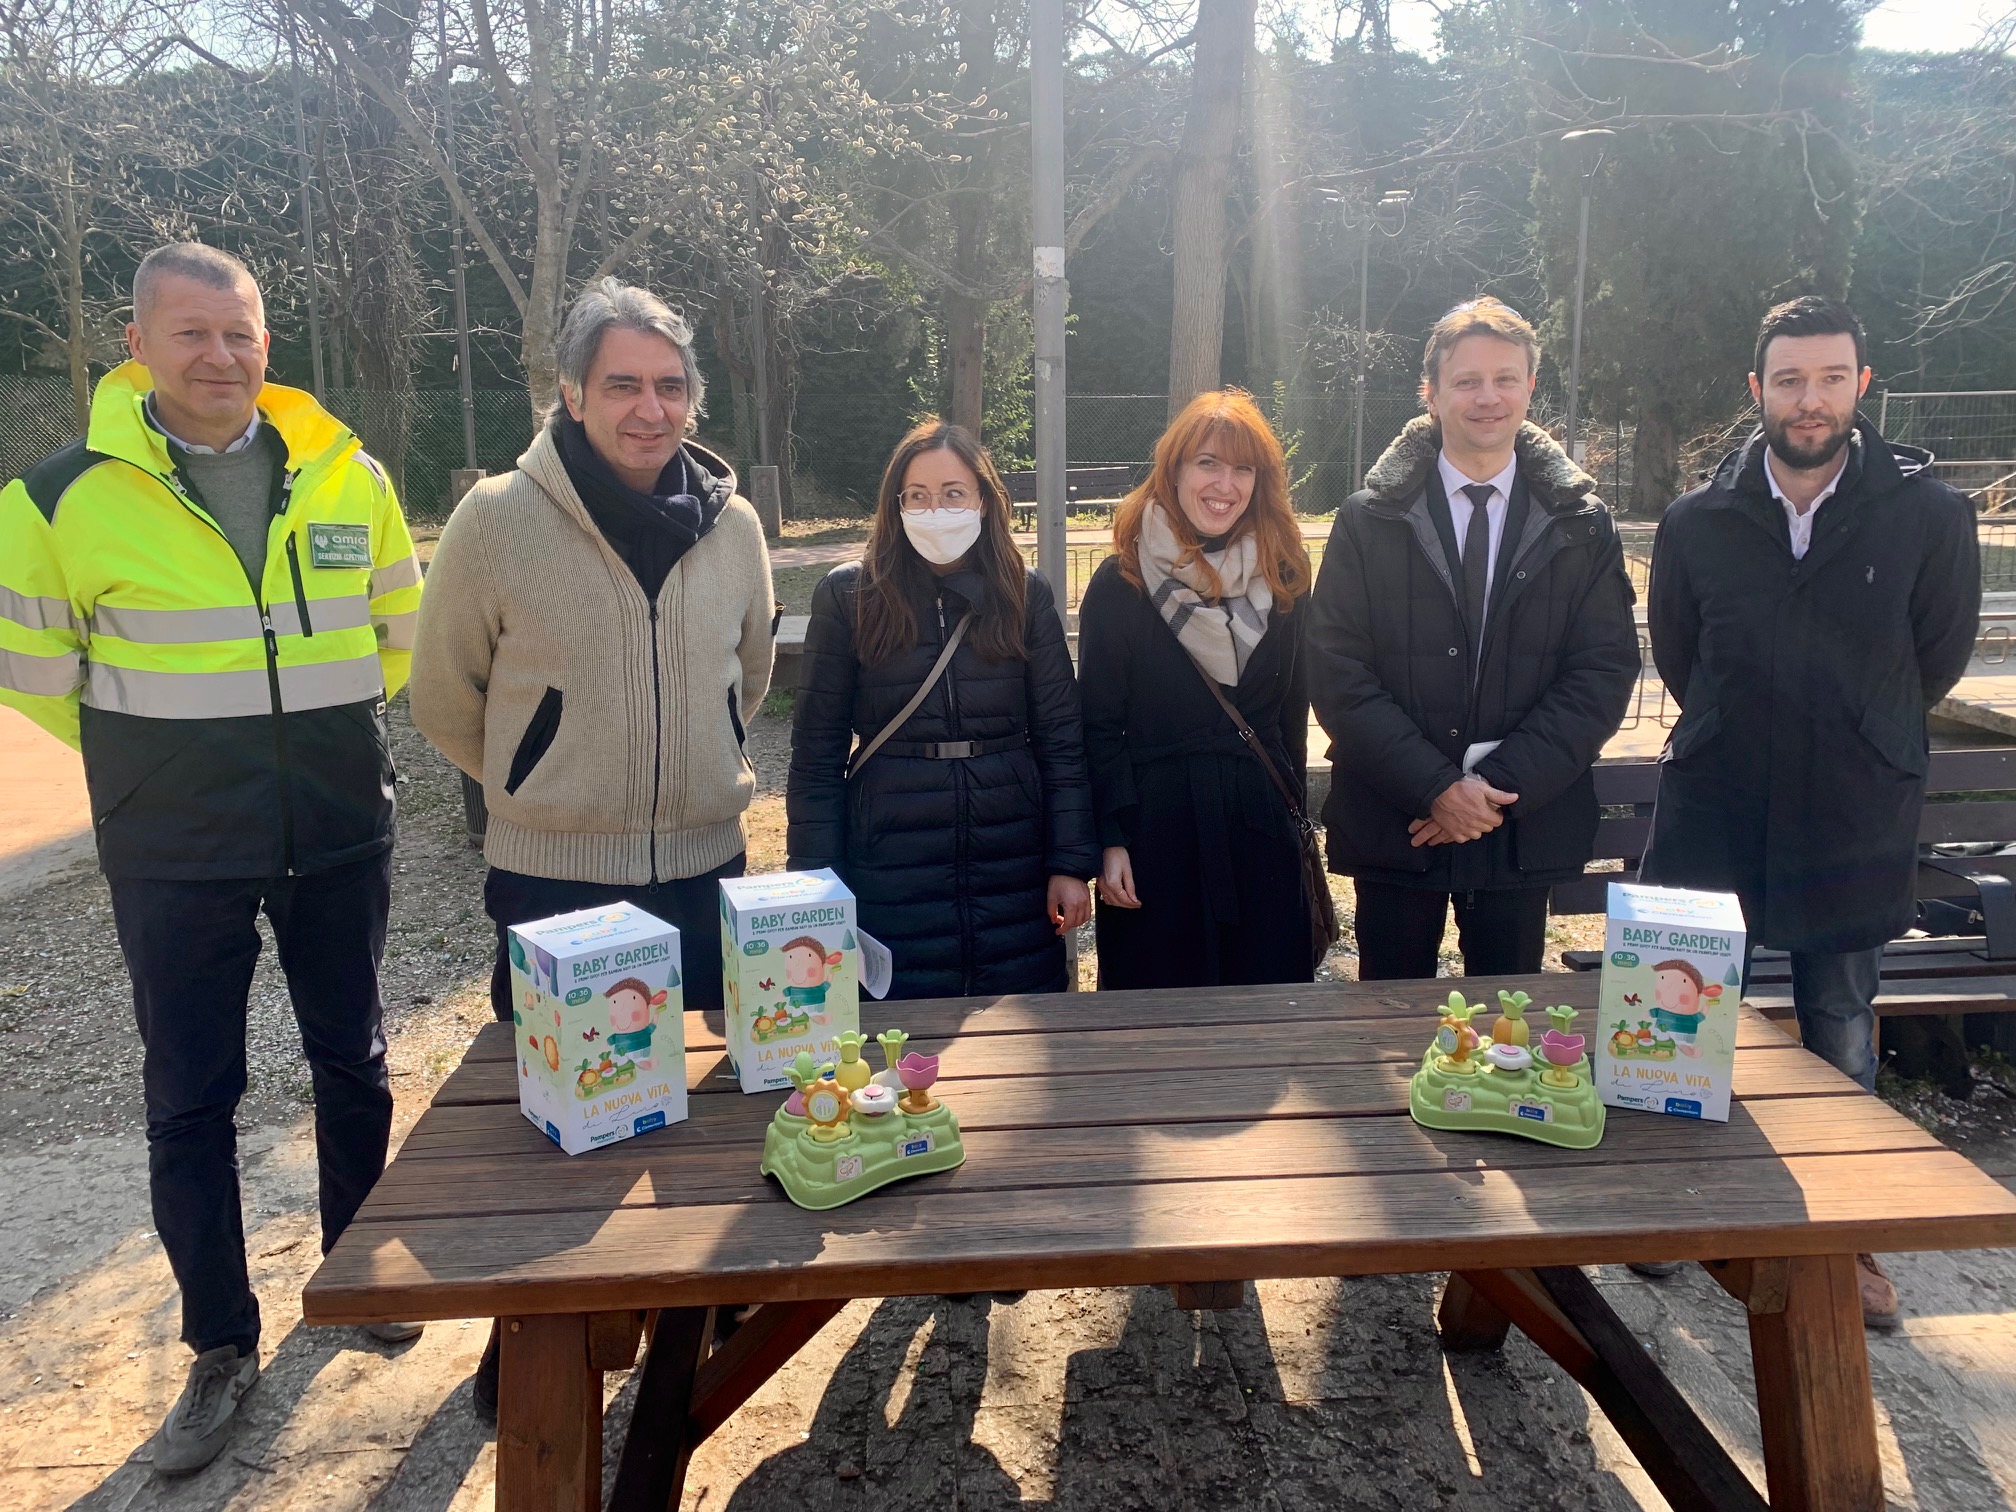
[108,852,394,1358]
[484,854,746,1020]
[1352,881,1551,982]
[1748,945,1881,1091]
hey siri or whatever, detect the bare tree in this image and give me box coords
[1165,0,1255,413]
[0,0,204,427]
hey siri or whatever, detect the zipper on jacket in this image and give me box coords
[937,593,976,994]
[285,535,314,636]
[163,461,302,873]
[647,600,665,887]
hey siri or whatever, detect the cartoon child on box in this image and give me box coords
[781,936,843,1019]
[1650,959,1717,1058]
[605,976,668,1070]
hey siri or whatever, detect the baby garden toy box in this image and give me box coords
[719,870,860,1093]
[1596,882,1745,1122]
[507,903,687,1154]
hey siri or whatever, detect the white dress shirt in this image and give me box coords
[1763,445,1849,561]
[144,392,262,455]
[1437,451,1517,614]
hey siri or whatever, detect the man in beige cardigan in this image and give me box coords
[412,278,774,1033]
[412,277,774,1417]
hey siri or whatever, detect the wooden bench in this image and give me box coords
[1554,749,2016,1030]
[1003,465,1136,530]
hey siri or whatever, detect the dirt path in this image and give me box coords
[7,698,2016,1511]
[0,708,92,899]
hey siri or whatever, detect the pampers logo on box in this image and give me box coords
[1595,882,1746,1123]
[719,870,860,1093]
[507,902,688,1154]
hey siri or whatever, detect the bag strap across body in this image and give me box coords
[846,612,971,778]
[1181,646,1341,967]
[1184,654,1314,834]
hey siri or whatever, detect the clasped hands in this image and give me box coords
[1409,773,1519,848]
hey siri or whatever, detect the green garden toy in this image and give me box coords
[760,1031,965,1209]
[1408,991,1606,1150]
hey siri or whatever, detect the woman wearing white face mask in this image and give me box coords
[787,420,1098,999]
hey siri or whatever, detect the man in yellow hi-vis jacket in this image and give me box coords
[0,243,424,1476]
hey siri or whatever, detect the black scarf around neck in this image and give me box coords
[555,417,722,599]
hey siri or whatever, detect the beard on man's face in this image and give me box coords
[1762,408,1855,472]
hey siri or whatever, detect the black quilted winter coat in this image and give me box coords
[787,562,1100,998]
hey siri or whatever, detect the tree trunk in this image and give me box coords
[1245,45,1301,397]
[1630,407,1681,517]
[522,186,569,422]
[1166,0,1257,416]
[943,289,986,433]
[56,164,89,433]
[943,0,997,435]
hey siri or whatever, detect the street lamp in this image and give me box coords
[1339,188,1412,491]
[1559,128,1614,461]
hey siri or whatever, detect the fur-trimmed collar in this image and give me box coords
[1360,415,1599,514]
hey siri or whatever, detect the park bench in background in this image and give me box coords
[1003,465,1136,529]
[1554,749,2016,1076]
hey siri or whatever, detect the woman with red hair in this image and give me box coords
[1079,389,1318,988]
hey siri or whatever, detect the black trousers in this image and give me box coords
[484,854,746,1021]
[1352,880,1551,981]
[107,852,394,1358]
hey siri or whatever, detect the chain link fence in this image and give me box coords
[1881,391,2016,589]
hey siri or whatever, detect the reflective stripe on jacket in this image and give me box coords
[0,362,422,878]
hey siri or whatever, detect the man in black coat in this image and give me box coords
[1641,296,1980,1327]
[1308,298,1640,979]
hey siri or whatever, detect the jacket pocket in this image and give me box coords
[1858,704,1929,777]
[505,686,564,795]
[728,686,747,747]
[1665,704,1721,762]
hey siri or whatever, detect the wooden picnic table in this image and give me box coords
[304,974,2016,1512]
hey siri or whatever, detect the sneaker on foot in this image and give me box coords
[1628,1260,1686,1279]
[154,1345,259,1477]
[1858,1253,1900,1331]
[363,1320,426,1344]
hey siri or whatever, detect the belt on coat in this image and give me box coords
[876,735,1028,759]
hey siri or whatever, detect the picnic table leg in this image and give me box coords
[498,1312,601,1512]
[606,1299,846,1512]
[1436,1272,1512,1352]
[1742,1253,1885,1512]
[1453,1267,1768,1512]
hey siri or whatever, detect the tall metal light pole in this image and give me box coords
[1560,128,1614,462]
[1030,0,1067,622]
[439,0,477,470]
[1345,189,1410,491]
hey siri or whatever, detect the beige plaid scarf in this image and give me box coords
[1138,501,1272,686]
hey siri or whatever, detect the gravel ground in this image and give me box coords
[0,700,495,1155]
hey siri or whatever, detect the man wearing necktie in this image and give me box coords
[1306,297,1640,980]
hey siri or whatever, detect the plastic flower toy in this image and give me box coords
[896,1051,941,1112]
[1538,1029,1587,1087]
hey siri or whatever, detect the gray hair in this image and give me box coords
[550,276,706,431]
[133,242,263,326]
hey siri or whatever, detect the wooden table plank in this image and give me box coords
[444,1008,1805,1108]
[304,1146,2016,1323]
[403,1043,1860,1166]
[354,1094,1939,1224]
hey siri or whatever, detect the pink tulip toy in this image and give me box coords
[897,1051,942,1113]
[1539,1030,1587,1088]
